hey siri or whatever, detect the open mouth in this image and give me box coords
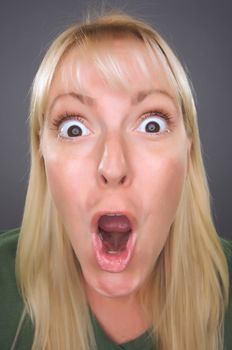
[92,213,136,272]
[98,214,132,254]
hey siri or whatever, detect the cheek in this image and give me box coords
[134,149,188,265]
[40,129,96,205]
[137,146,188,241]
[161,154,187,202]
[43,153,91,222]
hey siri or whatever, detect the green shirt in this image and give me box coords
[0,228,231,350]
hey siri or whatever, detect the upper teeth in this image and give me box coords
[106,213,122,216]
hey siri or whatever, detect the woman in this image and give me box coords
[0,12,231,350]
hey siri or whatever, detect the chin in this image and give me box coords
[86,270,143,298]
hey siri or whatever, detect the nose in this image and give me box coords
[97,133,131,187]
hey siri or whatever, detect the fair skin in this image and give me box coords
[41,38,191,343]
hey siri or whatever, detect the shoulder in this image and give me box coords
[220,238,232,261]
[0,228,20,288]
[220,237,232,283]
[0,228,28,349]
[220,237,232,348]
[219,237,232,293]
[0,228,19,258]
[0,228,20,284]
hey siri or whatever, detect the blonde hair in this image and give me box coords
[15,11,229,350]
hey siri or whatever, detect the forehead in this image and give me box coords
[48,37,179,106]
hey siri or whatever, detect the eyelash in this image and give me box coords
[139,110,172,126]
[51,110,173,134]
[52,112,87,129]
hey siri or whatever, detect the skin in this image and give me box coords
[41,38,191,342]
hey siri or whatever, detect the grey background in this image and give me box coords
[0,0,231,239]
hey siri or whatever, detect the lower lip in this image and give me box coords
[92,230,136,273]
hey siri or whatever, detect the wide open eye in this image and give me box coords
[58,119,90,138]
[137,114,169,134]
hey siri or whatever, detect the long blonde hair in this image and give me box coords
[15,11,229,350]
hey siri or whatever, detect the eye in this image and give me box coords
[137,114,169,134]
[58,119,90,138]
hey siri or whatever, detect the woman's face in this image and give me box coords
[41,38,191,298]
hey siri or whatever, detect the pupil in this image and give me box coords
[145,121,160,133]
[68,125,82,137]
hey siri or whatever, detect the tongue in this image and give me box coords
[99,229,131,252]
[98,215,132,252]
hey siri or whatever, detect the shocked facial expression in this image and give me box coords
[41,38,191,298]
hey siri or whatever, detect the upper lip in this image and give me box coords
[91,210,137,234]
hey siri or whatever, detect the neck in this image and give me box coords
[86,286,150,344]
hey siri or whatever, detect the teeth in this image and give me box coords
[107,250,119,255]
[106,213,121,216]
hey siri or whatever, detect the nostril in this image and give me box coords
[101,174,108,184]
[100,174,127,185]
[120,176,126,184]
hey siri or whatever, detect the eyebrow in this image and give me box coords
[131,88,175,105]
[48,88,175,114]
[48,92,94,114]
